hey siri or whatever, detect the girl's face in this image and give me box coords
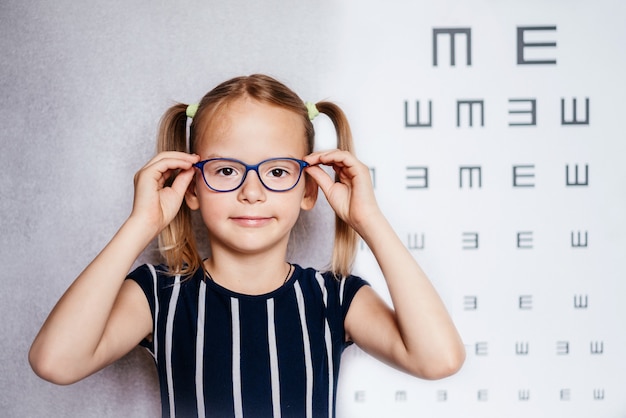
[186,97,317,257]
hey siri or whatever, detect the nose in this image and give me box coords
[237,168,266,203]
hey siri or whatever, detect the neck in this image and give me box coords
[204,248,293,295]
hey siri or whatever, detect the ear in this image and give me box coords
[184,177,200,210]
[300,173,318,211]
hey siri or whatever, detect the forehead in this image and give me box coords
[195,98,308,159]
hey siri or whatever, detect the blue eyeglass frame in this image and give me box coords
[193,157,310,192]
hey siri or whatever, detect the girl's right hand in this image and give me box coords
[129,151,200,234]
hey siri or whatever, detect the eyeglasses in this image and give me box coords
[193,157,309,192]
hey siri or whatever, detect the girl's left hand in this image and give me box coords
[304,150,381,233]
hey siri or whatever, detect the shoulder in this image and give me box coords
[127,263,166,280]
[127,263,165,288]
[293,265,369,311]
[295,265,368,287]
[126,263,203,293]
[317,268,369,296]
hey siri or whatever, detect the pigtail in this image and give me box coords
[156,103,203,277]
[315,101,359,278]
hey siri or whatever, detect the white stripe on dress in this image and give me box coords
[315,272,335,418]
[195,279,207,418]
[147,264,160,360]
[267,298,281,418]
[231,298,244,418]
[338,276,346,307]
[294,281,313,418]
[165,274,182,418]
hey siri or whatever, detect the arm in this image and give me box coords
[29,151,199,385]
[304,150,465,380]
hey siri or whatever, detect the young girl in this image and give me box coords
[29,74,465,417]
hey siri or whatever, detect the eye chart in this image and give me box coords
[323,1,626,417]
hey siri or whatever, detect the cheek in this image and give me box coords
[283,189,308,219]
[198,205,216,230]
[196,192,226,218]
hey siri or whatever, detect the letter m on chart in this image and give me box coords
[433,28,472,66]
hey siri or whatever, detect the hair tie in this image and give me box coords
[305,102,319,121]
[186,103,199,119]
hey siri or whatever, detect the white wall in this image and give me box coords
[1,1,624,417]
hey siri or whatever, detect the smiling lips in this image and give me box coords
[230,216,274,227]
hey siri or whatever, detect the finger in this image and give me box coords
[137,153,198,180]
[169,167,196,197]
[140,155,200,186]
[304,165,341,199]
[144,151,200,166]
[305,150,359,172]
[303,150,338,165]
[143,153,200,172]
[315,156,367,189]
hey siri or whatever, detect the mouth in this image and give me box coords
[230,216,273,227]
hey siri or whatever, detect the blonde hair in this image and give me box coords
[156,74,357,278]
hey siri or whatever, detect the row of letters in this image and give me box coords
[348,338,604,357]
[410,231,588,250]
[368,164,590,189]
[462,295,591,310]
[431,26,559,66]
[359,232,590,251]
[350,388,607,403]
[403,97,590,128]
[469,341,605,356]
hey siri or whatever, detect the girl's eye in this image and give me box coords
[219,167,234,176]
[214,166,239,177]
[268,168,288,178]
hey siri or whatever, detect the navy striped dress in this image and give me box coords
[126,263,368,418]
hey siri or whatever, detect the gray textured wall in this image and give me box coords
[0,1,337,416]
